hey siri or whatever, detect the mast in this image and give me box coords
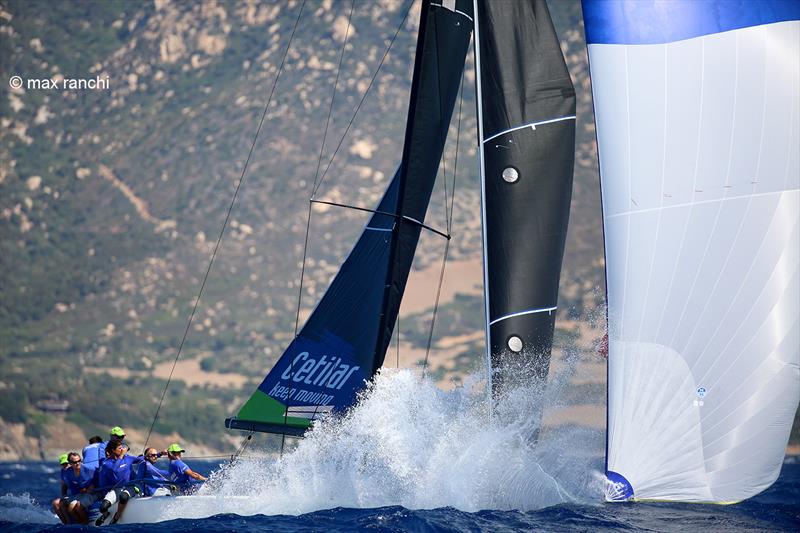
[473,0,576,401]
[471,0,493,397]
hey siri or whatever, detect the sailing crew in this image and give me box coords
[94,440,144,525]
[51,453,71,524]
[166,443,207,491]
[82,435,104,473]
[138,447,171,496]
[61,452,97,524]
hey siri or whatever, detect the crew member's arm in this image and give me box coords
[60,481,67,497]
[184,468,207,482]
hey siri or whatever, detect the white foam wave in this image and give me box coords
[0,493,59,524]
[158,357,605,520]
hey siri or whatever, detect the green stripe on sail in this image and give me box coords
[236,389,310,428]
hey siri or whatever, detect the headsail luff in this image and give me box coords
[473,0,576,398]
[584,0,800,502]
[226,0,473,437]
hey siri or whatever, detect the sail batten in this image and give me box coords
[483,115,576,144]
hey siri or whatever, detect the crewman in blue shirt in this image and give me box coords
[51,453,71,524]
[138,447,171,496]
[61,452,97,524]
[82,435,104,473]
[94,440,144,525]
[166,443,207,492]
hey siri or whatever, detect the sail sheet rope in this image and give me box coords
[142,0,308,450]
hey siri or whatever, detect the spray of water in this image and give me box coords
[160,349,605,520]
[0,493,59,524]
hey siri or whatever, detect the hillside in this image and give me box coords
[1,0,795,461]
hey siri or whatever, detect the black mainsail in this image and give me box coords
[226,0,473,436]
[473,0,576,397]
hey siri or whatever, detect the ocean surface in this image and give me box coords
[1,372,798,531]
[0,459,798,532]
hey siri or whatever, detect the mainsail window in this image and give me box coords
[501,167,519,183]
[507,335,523,353]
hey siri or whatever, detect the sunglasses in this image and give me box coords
[145,454,158,458]
[69,459,81,465]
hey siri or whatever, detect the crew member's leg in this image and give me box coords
[95,489,117,526]
[110,487,138,524]
[51,497,70,524]
[68,493,95,524]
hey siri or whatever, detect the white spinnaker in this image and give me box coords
[589,21,800,502]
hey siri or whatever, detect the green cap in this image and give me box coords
[167,443,186,454]
[59,453,69,465]
[110,426,125,437]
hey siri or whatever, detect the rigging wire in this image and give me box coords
[287,0,355,435]
[310,0,356,195]
[286,0,414,383]
[312,0,415,198]
[294,0,355,337]
[142,0,307,449]
[396,316,400,367]
[229,432,254,464]
[422,68,466,371]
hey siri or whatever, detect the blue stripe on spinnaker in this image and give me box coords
[583,0,800,45]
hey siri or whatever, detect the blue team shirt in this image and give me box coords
[168,459,191,485]
[97,455,144,488]
[137,462,169,496]
[82,442,103,473]
[60,467,69,489]
[62,467,95,496]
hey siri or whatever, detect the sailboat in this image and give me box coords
[106,0,575,523]
[583,0,800,503]
[105,0,798,524]
[224,0,575,438]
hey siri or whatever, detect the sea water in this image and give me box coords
[1,366,798,531]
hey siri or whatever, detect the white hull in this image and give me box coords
[95,495,254,525]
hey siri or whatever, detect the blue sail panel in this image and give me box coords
[583,0,800,45]
[227,172,400,434]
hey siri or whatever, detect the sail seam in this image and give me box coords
[604,188,800,219]
[483,115,576,143]
[489,306,557,325]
